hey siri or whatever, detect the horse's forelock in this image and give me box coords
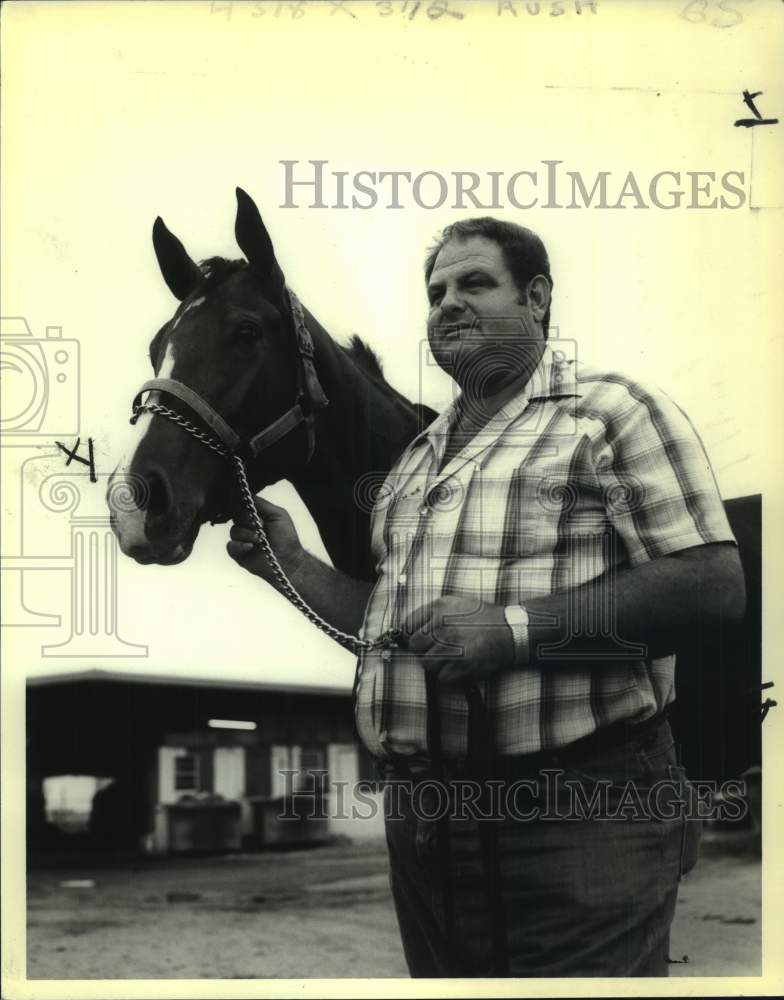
[196,256,247,290]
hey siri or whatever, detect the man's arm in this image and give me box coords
[524,541,746,663]
[227,496,374,638]
[402,542,746,684]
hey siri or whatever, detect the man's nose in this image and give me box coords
[439,287,465,319]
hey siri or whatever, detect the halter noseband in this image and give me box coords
[130,288,329,463]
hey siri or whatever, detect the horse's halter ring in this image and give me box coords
[128,287,396,657]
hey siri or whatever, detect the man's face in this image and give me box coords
[426,236,545,397]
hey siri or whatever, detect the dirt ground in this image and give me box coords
[26,831,760,981]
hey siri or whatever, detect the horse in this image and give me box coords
[108,188,434,584]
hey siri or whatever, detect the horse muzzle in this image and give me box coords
[107,466,203,566]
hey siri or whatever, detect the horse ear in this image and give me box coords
[152,217,201,301]
[234,187,284,287]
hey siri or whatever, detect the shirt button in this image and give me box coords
[398,573,408,585]
[419,506,430,517]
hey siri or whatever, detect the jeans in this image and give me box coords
[383,719,699,978]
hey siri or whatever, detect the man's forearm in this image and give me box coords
[284,551,375,638]
[523,542,745,667]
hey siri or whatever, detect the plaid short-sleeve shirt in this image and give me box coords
[354,345,736,759]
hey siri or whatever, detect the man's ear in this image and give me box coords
[526,275,552,324]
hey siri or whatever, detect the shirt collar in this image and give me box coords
[410,343,580,454]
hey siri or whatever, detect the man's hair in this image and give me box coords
[424,217,553,337]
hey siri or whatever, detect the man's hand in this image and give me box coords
[226,494,374,639]
[227,495,306,589]
[401,595,515,685]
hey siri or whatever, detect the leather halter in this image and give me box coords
[130,288,329,462]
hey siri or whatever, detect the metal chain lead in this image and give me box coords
[230,453,380,654]
[131,402,229,458]
[132,400,385,656]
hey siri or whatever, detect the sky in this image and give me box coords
[2,0,782,694]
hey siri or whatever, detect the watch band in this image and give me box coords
[504,604,530,668]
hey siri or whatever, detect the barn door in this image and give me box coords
[213,747,245,800]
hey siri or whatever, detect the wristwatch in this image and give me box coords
[503,604,530,668]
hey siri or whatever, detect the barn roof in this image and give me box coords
[26,668,351,699]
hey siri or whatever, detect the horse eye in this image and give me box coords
[234,322,261,345]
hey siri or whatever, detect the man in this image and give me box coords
[228,218,745,977]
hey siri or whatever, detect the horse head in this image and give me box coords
[109,189,318,565]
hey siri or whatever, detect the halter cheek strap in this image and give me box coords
[289,286,329,412]
[245,288,329,460]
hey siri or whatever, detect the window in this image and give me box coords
[174,753,200,792]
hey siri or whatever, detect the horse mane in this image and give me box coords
[341,333,437,425]
[342,334,385,380]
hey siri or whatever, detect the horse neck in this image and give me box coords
[288,310,423,582]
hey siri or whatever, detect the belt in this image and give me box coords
[379,709,670,784]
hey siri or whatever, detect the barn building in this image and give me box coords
[27,673,383,854]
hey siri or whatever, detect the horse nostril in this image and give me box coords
[146,469,172,522]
